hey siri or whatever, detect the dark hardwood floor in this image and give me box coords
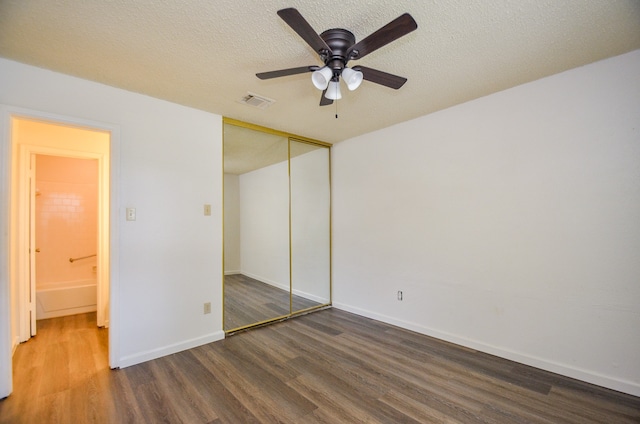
[224,273,321,331]
[1,309,639,423]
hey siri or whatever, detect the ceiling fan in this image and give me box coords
[256,8,418,106]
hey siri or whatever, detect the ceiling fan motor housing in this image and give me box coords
[320,28,356,75]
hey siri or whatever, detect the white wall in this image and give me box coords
[0,58,224,372]
[332,50,640,396]
[223,173,241,274]
[239,160,290,290]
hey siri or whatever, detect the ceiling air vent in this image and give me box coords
[239,92,275,110]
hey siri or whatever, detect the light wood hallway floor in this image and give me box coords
[1,310,639,423]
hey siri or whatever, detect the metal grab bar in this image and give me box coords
[69,254,97,263]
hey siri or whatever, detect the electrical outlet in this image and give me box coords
[397,291,403,301]
[126,207,136,221]
[204,302,211,314]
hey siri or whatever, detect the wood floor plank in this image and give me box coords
[328,330,491,415]
[2,309,639,423]
[33,390,70,424]
[147,356,220,423]
[193,340,317,423]
[68,375,108,424]
[135,380,185,424]
[285,339,390,401]
[289,368,421,424]
[378,390,468,424]
[107,369,149,424]
[286,375,383,423]
[547,386,640,424]
[223,333,302,383]
[179,348,263,423]
[37,341,70,396]
[333,326,597,423]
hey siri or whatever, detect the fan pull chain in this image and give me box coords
[335,99,338,119]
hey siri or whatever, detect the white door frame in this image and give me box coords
[28,153,37,337]
[0,105,121,398]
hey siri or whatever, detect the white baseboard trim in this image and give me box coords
[224,270,240,275]
[118,330,225,369]
[11,336,19,356]
[36,305,97,320]
[292,287,329,304]
[241,271,289,292]
[333,302,640,397]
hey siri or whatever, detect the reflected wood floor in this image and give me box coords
[224,273,320,331]
[1,309,639,423]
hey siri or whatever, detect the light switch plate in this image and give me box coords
[204,204,212,216]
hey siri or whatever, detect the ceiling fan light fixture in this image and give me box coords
[311,66,333,90]
[325,80,342,100]
[341,67,364,91]
[257,8,418,107]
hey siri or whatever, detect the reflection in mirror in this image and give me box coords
[223,124,290,331]
[290,140,331,311]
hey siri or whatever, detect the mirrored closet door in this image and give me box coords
[290,140,331,311]
[223,119,331,333]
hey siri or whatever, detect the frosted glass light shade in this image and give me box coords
[341,67,364,91]
[325,81,342,100]
[311,67,333,90]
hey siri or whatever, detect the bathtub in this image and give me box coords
[36,279,97,320]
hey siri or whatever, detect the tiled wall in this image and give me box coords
[35,155,98,289]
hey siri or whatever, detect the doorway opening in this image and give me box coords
[9,117,110,345]
[34,154,99,322]
[1,110,119,398]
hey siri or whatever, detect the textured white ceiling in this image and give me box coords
[1,0,639,144]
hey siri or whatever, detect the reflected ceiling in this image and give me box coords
[224,124,324,175]
[224,124,288,175]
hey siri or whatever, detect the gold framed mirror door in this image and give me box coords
[223,119,331,333]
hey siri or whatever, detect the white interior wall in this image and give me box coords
[239,160,290,290]
[223,173,241,274]
[332,50,640,396]
[0,58,224,370]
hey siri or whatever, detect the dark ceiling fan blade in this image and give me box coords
[319,89,333,106]
[277,8,333,55]
[354,66,408,89]
[347,13,417,60]
[256,65,319,80]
